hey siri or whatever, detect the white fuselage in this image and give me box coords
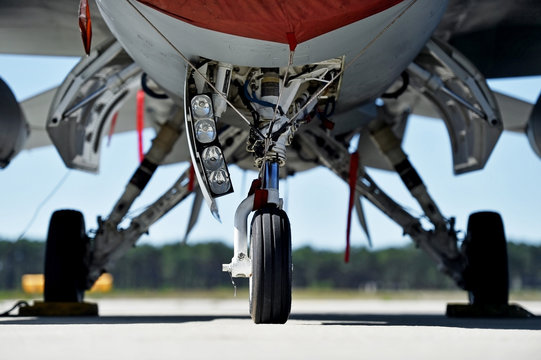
[95,0,448,114]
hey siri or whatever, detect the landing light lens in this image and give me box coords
[194,119,216,143]
[189,94,232,197]
[191,95,212,118]
[202,146,224,171]
[208,169,231,194]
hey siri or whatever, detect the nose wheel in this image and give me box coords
[249,206,292,324]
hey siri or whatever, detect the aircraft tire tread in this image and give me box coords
[249,206,292,324]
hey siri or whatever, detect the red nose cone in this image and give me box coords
[137,0,404,45]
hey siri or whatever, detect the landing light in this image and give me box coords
[208,169,231,194]
[194,119,217,143]
[188,93,233,198]
[191,95,213,118]
[202,145,224,170]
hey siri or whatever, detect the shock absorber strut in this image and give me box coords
[369,120,448,231]
[263,160,280,191]
[261,68,280,103]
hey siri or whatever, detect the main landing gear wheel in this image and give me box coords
[249,206,292,324]
[44,210,90,302]
[462,211,509,305]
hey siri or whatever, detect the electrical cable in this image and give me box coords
[16,171,71,241]
[141,73,169,99]
[243,80,280,111]
[233,80,260,125]
[381,72,409,99]
[0,300,29,317]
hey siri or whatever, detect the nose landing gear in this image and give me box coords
[223,160,293,324]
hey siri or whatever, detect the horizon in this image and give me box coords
[0,55,540,252]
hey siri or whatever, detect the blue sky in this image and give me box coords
[1,54,540,251]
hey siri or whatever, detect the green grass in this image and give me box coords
[0,290,34,301]
[2,288,541,302]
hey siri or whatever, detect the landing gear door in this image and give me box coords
[408,39,503,175]
[46,41,141,173]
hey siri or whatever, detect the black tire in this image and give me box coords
[462,211,509,305]
[249,206,292,324]
[44,210,89,302]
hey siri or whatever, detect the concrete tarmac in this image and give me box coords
[1,297,541,359]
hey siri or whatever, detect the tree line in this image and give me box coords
[1,239,540,291]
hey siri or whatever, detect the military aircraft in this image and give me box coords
[1,0,540,323]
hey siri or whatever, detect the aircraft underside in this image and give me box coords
[6,0,540,322]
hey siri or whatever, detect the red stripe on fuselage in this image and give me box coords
[137,0,405,44]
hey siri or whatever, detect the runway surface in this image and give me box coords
[1,297,541,359]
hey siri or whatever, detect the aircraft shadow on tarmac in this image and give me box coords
[1,313,540,330]
[290,313,541,330]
